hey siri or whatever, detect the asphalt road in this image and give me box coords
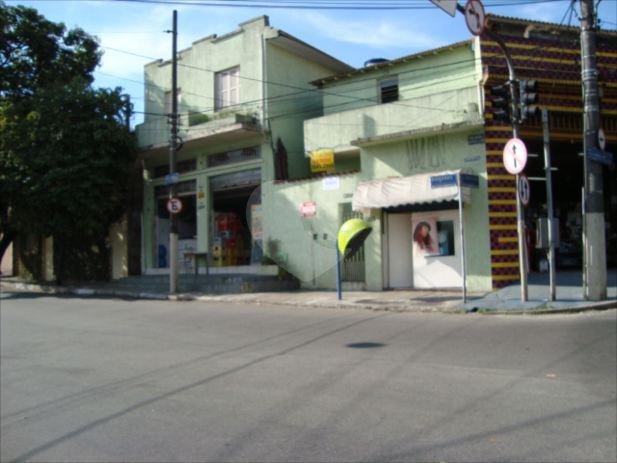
[1,292,616,462]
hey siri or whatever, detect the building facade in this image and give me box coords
[135,16,351,275]
[262,15,616,293]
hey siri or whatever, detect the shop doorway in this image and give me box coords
[521,138,616,271]
[210,169,261,267]
[385,209,462,289]
[154,180,197,271]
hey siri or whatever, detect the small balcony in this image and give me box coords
[136,110,263,152]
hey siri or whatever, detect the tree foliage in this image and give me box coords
[0,3,135,281]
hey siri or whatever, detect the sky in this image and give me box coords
[6,0,617,126]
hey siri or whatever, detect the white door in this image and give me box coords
[412,210,462,288]
[387,213,413,288]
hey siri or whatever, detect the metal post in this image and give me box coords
[169,10,179,294]
[485,29,528,302]
[579,0,607,300]
[541,109,556,301]
[335,239,342,301]
[457,172,467,304]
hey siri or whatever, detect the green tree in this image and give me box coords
[1,3,135,281]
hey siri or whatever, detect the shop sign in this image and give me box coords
[251,204,263,241]
[300,201,317,217]
[322,176,340,191]
[310,149,335,173]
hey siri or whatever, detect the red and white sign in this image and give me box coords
[503,138,528,175]
[300,201,317,217]
[518,174,531,206]
[167,197,183,214]
[464,0,486,36]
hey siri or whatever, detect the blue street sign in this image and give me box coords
[587,147,614,166]
[430,174,457,188]
[460,173,480,188]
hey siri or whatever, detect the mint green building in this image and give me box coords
[135,16,351,275]
[262,39,494,292]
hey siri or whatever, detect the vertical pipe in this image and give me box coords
[457,172,467,304]
[541,109,556,301]
[169,10,178,294]
[335,239,342,301]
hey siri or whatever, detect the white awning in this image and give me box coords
[352,170,477,211]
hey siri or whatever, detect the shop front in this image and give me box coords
[353,170,477,292]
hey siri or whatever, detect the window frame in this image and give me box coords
[378,76,399,104]
[215,66,240,110]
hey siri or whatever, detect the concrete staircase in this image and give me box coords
[108,274,300,295]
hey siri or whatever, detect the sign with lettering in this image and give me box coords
[310,149,335,173]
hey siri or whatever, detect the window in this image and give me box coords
[164,89,182,115]
[207,147,261,168]
[379,77,398,104]
[215,67,240,110]
[436,220,455,256]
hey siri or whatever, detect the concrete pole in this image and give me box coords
[579,0,607,300]
[169,10,179,294]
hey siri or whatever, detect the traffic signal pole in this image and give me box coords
[579,0,607,300]
[485,29,529,302]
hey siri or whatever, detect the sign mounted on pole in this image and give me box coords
[503,138,528,175]
[518,174,531,206]
[429,0,458,17]
[464,0,486,36]
[167,197,183,215]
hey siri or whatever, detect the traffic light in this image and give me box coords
[518,79,539,122]
[490,83,512,123]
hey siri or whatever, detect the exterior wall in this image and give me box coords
[480,27,617,288]
[262,173,359,288]
[271,42,494,292]
[359,130,492,291]
[0,242,12,276]
[266,42,345,180]
[110,218,129,280]
[136,16,267,149]
[136,17,351,273]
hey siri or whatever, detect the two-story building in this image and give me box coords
[262,15,616,293]
[135,16,351,274]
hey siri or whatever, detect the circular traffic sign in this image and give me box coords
[503,138,528,175]
[464,0,486,36]
[167,197,183,214]
[518,174,531,206]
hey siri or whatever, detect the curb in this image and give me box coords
[2,280,615,315]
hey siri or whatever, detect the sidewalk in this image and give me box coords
[1,271,616,314]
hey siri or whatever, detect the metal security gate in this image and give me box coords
[340,203,365,282]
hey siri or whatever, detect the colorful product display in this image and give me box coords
[212,212,245,266]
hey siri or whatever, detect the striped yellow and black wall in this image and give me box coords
[480,20,617,289]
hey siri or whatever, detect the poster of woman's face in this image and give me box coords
[412,217,439,256]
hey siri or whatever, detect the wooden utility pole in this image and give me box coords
[579,0,607,300]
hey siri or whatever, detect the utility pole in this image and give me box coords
[579,0,607,300]
[168,10,179,294]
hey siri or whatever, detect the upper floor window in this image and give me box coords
[215,67,240,110]
[379,77,398,104]
[164,89,182,115]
